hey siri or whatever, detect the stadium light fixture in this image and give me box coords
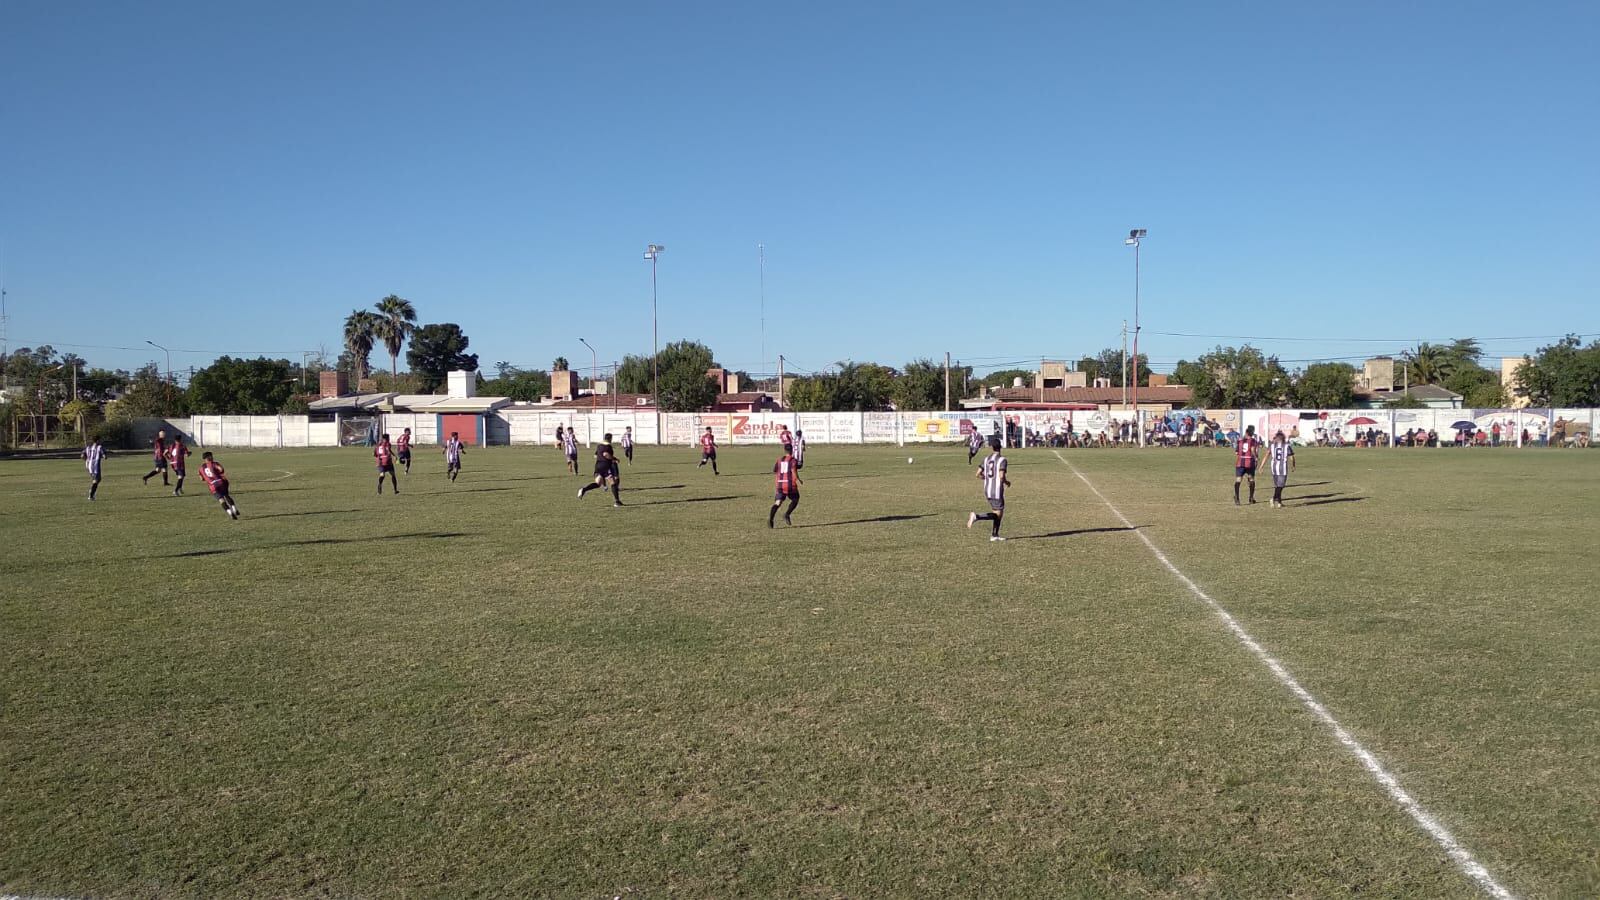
[579,337,597,411]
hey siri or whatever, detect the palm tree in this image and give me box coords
[552,357,569,372]
[1404,342,1454,384]
[343,310,379,385]
[373,295,417,382]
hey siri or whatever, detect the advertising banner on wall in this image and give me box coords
[663,413,696,445]
[862,412,898,443]
[827,412,863,443]
[731,413,798,444]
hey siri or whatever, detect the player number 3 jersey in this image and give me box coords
[981,454,1007,501]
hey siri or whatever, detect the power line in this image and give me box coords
[11,338,319,356]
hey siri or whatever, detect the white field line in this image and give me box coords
[260,469,296,482]
[1052,450,1515,900]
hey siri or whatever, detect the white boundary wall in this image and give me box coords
[134,408,1598,449]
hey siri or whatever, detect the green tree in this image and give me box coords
[1442,361,1505,408]
[187,356,297,414]
[833,361,895,411]
[1290,362,1357,408]
[891,359,947,411]
[406,323,480,392]
[1404,342,1456,384]
[980,368,1034,390]
[784,375,841,411]
[481,370,552,402]
[1091,347,1151,388]
[615,354,652,394]
[552,356,569,372]
[1180,346,1292,408]
[655,340,719,412]
[1514,336,1600,406]
[343,310,379,384]
[373,295,417,382]
[109,364,185,418]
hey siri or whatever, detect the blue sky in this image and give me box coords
[2,1,1595,381]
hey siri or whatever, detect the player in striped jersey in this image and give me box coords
[82,436,105,501]
[562,426,580,476]
[621,426,635,464]
[791,429,806,469]
[1233,425,1261,506]
[768,447,802,527]
[968,428,984,464]
[1267,430,1295,508]
[443,432,465,482]
[966,438,1010,541]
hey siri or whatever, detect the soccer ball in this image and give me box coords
[907,457,914,464]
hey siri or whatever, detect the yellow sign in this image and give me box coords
[914,419,952,436]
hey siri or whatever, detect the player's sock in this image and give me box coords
[89,480,99,500]
[1233,482,1240,504]
[785,498,798,525]
[991,516,1001,538]
[377,477,385,494]
[611,484,621,504]
[1248,482,1256,503]
[768,505,778,528]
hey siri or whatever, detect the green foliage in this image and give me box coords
[832,361,895,411]
[891,359,947,411]
[279,395,313,415]
[1181,346,1292,408]
[109,364,186,418]
[369,371,423,394]
[1090,347,1151,388]
[655,340,719,412]
[552,357,569,372]
[406,323,480,393]
[784,375,840,412]
[1443,363,1505,409]
[1170,359,1204,388]
[58,399,100,431]
[980,369,1034,390]
[1403,338,1484,386]
[87,417,134,449]
[373,295,418,381]
[1514,336,1600,407]
[615,355,652,394]
[343,310,380,384]
[1290,363,1357,408]
[186,356,297,415]
[481,370,552,402]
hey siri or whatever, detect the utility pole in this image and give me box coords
[777,355,785,409]
[944,351,951,411]
[758,243,766,377]
[613,361,619,413]
[1125,228,1147,445]
[643,244,665,402]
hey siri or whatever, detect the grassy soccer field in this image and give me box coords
[2,443,1596,897]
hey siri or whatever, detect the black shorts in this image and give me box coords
[398,449,411,462]
[447,457,461,470]
[594,462,618,479]
[1235,464,1256,477]
[774,488,799,502]
[172,466,185,477]
[209,480,230,497]
[378,463,395,474]
[987,498,1005,512]
[152,457,168,470]
[702,450,717,460]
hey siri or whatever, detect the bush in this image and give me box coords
[89,418,135,449]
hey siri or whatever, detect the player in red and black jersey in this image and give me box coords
[167,435,191,496]
[768,448,802,527]
[199,452,240,520]
[375,434,399,495]
[142,429,170,486]
[697,427,719,475]
[397,428,413,475]
[1233,425,1261,506]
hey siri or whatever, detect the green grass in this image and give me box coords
[2,444,1596,897]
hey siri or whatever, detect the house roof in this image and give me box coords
[380,393,512,413]
[1358,384,1463,401]
[307,392,396,412]
[986,385,1194,405]
[546,393,657,410]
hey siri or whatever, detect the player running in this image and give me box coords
[562,426,580,476]
[443,431,465,482]
[142,429,170,486]
[82,436,104,501]
[1234,425,1261,506]
[967,438,1010,541]
[1267,430,1296,508]
[397,428,413,475]
[578,433,623,506]
[199,452,240,520]
[768,446,802,527]
[779,425,794,456]
[375,433,399,495]
[791,429,807,470]
[967,428,985,464]
[698,426,719,475]
[621,426,635,465]
[167,435,191,496]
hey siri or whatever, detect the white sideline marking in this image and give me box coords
[261,469,296,482]
[1052,451,1515,899]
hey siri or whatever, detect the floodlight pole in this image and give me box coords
[644,244,665,404]
[1124,229,1146,445]
[579,337,597,411]
[146,339,173,410]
